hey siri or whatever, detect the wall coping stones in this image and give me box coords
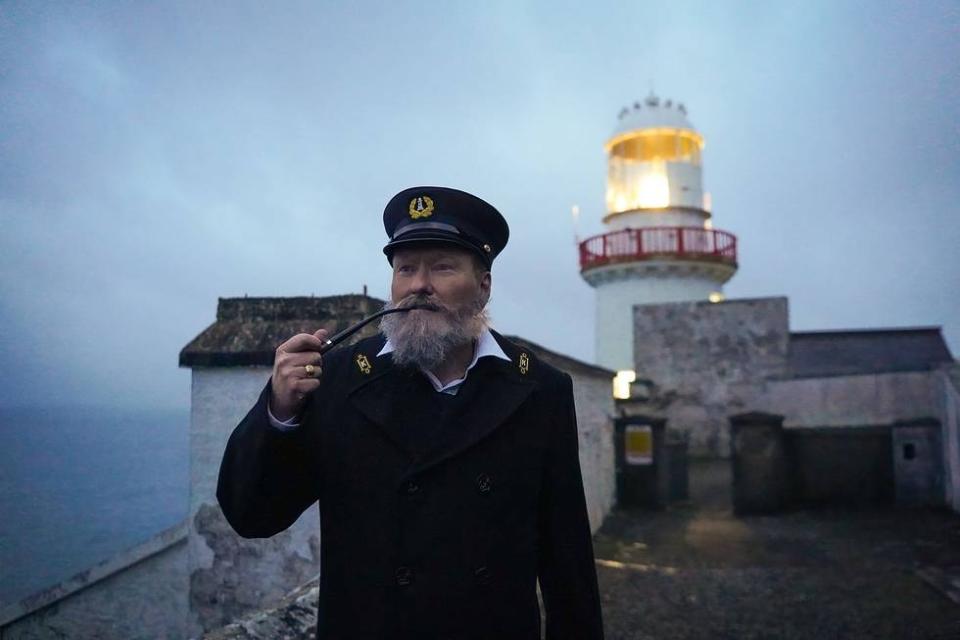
[0,520,188,628]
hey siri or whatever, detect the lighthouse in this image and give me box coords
[580,95,738,374]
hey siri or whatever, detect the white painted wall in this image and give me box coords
[188,367,322,632]
[190,367,274,515]
[607,207,707,231]
[569,373,616,533]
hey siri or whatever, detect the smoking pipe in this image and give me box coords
[317,303,440,355]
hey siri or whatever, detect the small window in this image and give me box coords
[903,443,916,461]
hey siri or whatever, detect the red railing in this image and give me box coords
[579,227,738,271]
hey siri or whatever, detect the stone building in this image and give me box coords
[629,295,960,509]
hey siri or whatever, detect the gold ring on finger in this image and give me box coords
[304,364,316,377]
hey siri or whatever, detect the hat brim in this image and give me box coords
[382,233,490,266]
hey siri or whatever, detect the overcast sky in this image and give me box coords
[1,1,958,410]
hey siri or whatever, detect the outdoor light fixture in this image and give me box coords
[613,369,637,399]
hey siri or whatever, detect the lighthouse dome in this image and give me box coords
[610,94,697,139]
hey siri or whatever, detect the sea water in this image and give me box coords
[0,405,189,607]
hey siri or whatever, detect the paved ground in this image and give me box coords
[593,460,960,639]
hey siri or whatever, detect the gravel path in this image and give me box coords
[594,460,960,639]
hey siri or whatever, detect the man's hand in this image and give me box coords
[270,329,329,422]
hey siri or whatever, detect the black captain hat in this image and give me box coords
[382,186,509,268]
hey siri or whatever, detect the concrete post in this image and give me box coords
[729,412,787,515]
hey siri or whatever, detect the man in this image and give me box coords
[217,186,604,639]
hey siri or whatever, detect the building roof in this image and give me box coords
[505,335,615,379]
[610,94,696,139]
[179,295,613,378]
[179,295,387,367]
[787,327,954,379]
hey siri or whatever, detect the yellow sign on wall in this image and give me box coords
[625,425,653,465]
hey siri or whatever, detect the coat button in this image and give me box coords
[474,566,492,585]
[476,473,492,494]
[403,480,420,496]
[395,566,414,586]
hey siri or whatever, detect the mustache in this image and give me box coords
[386,294,488,325]
[394,295,448,313]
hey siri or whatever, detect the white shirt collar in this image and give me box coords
[376,328,510,393]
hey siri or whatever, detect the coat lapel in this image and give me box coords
[411,343,536,475]
[347,352,420,459]
[347,333,538,471]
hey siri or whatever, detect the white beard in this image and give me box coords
[379,295,489,370]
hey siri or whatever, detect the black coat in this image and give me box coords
[217,331,604,640]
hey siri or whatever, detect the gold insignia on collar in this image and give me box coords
[409,195,434,220]
[355,354,372,374]
[518,352,530,375]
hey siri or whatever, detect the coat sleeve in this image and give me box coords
[216,379,320,538]
[537,372,605,639]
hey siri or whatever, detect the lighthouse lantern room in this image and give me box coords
[580,95,738,373]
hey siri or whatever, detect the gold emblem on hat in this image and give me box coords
[409,195,435,220]
[518,353,530,375]
[355,354,372,374]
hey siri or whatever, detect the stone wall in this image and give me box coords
[203,580,318,640]
[763,371,939,428]
[0,524,189,639]
[632,297,790,456]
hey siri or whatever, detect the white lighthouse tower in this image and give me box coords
[580,95,738,374]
